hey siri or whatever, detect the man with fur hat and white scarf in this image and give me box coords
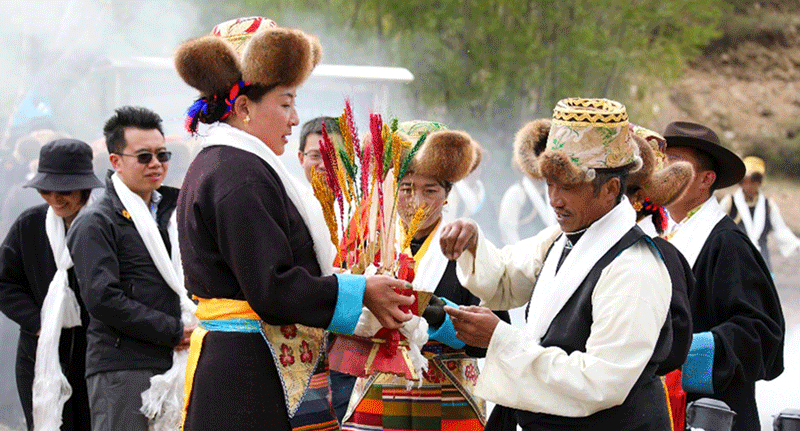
[439,98,673,430]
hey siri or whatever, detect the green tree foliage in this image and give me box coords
[245,0,727,129]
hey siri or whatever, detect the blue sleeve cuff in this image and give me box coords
[681,331,715,394]
[328,273,366,335]
[427,298,465,349]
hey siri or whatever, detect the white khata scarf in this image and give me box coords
[202,123,335,275]
[667,196,726,268]
[526,197,636,343]
[733,188,766,251]
[410,222,449,294]
[110,173,197,431]
[32,196,93,431]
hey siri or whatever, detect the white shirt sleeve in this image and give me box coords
[769,199,800,257]
[455,225,562,311]
[473,242,671,417]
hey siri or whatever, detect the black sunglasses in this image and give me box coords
[38,190,74,196]
[117,151,172,164]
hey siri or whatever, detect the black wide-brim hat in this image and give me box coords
[663,121,745,189]
[24,138,104,192]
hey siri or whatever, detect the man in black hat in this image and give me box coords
[0,138,103,431]
[66,107,189,431]
[663,121,785,431]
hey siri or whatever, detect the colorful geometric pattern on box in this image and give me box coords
[342,344,486,431]
[288,370,339,431]
[547,98,635,170]
[211,16,277,53]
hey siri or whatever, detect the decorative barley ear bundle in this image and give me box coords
[315,99,434,381]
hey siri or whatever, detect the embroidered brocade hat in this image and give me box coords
[663,121,745,189]
[743,156,766,177]
[397,120,482,184]
[628,125,694,207]
[24,138,104,192]
[211,16,278,54]
[538,98,642,185]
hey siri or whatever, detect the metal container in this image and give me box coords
[686,398,736,431]
[774,409,800,431]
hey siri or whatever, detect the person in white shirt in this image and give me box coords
[719,155,800,271]
[497,119,558,245]
[438,98,672,430]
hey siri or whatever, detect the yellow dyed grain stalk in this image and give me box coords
[401,206,428,251]
[310,169,339,247]
[335,151,352,204]
[339,114,355,161]
[393,132,409,183]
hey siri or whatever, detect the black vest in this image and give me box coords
[728,199,772,269]
[514,226,672,431]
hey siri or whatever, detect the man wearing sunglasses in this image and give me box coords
[66,106,189,431]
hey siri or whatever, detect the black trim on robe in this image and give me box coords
[178,145,341,430]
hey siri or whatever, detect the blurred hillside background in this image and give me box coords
[0,0,799,429]
[2,0,800,229]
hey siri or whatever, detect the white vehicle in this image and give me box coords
[64,56,413,137]
[59,56,413,182]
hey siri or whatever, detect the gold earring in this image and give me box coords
[244,115,251,125]
[632,200,643,212]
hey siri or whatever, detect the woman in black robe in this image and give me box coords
[175,17,412,431]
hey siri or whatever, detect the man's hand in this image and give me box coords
[175,325,195,351]
[439,219,479,260]
[444,305,500,349]
[363,275,414,330]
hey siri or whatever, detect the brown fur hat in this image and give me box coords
[174,35,242,97]
[538,151,590,185]
[628,128,694,207]
[241,27,322,88]
[412,130,481,184]
[397,121,481,184]
[642,161,694,207]
[470,144,482,174]
[513,119,551,179]
[628,134,657,189]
